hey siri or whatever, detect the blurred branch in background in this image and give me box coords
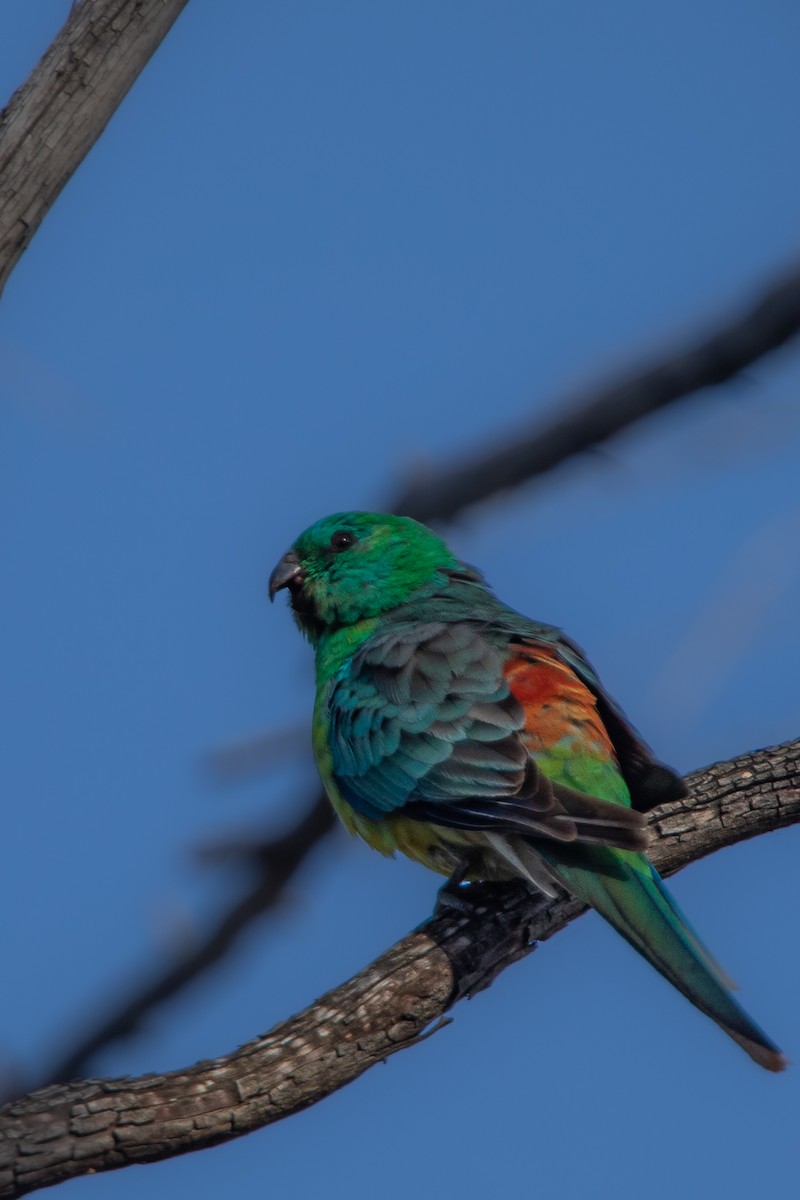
[647,503,800,726]
[0,0,191,298]
[22,259,800,1090]
[36,794,336,1089]
[205,722,311,782]
[396,265,800,522]
[1,738,798,1199]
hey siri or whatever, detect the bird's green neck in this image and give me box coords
[312,616,382,681]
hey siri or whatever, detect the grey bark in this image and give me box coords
[0,0,191,297]
[1,736,797,1198]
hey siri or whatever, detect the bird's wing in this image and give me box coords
[326,620,647,851]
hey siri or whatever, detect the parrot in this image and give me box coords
[269,510,785,1071]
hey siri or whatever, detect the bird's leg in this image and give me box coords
[434,853,482,916]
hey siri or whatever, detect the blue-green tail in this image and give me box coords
[545,847,786,1072]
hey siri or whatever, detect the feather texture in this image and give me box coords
[326,621,648,851]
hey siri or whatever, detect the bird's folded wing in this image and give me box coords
[327,620,647,851]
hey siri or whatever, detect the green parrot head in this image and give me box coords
[269,511,480,639]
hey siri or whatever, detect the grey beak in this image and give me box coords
[269,550,303,601]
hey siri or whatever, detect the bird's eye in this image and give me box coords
[330,530,357,551]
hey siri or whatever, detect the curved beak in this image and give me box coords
[269,549,304,602]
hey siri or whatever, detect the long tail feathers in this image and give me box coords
[544,847,787,1072]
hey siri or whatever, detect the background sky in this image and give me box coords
[2,2,800,1198]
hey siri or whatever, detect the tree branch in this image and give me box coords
[395,266,800,522]
[0,0,191,297]
[1,736,797,1199]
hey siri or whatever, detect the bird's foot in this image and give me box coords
[433,855,483,917]
[435,878,479,916]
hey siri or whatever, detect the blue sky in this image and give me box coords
[2,2,799,1197]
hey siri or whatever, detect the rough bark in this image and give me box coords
[0,0,191,297]
[1,736,797,1198]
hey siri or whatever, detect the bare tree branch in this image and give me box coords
[1,737,797,1199]
[395,266,800,522]
[0,0,191,297]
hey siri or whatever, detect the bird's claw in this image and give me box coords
[435,881,478,916]
[434,855,482,917]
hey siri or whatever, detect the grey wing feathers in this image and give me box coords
[329,621,648,852]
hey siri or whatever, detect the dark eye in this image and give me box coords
[330,530,357,551]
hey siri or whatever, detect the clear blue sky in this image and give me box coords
[2,2,800,1197]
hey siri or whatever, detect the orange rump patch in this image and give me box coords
[503,644,615,757]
